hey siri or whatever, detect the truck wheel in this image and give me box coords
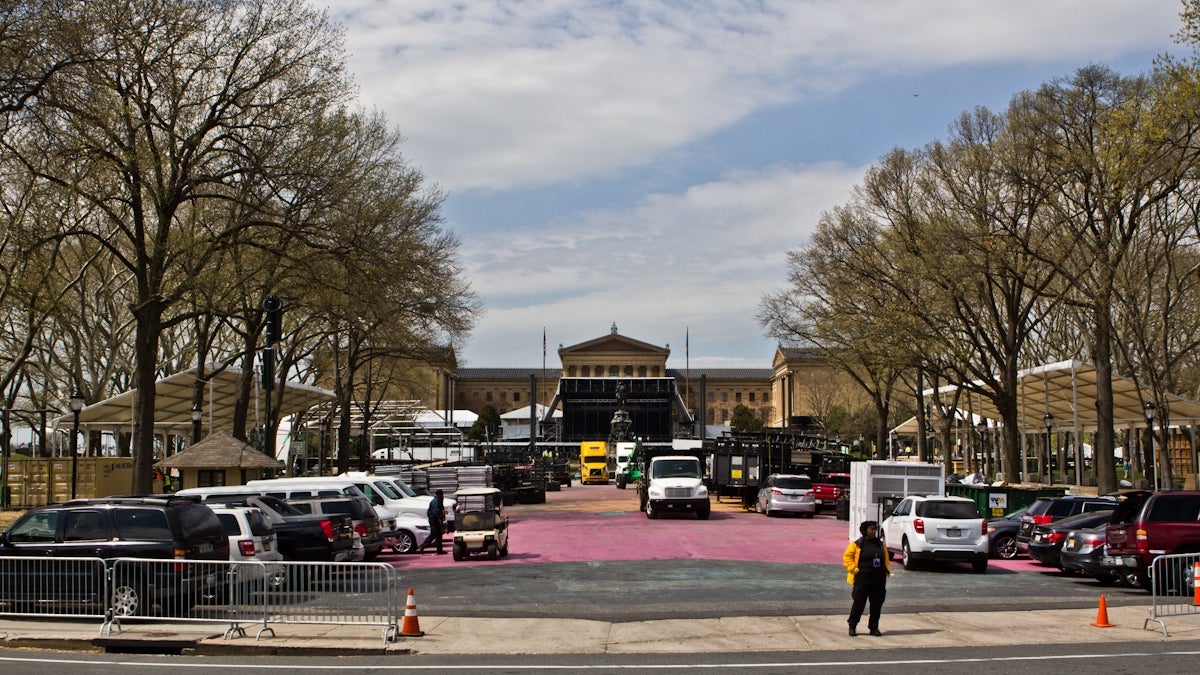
[646,501,658,519]
[111,572,148,617]
[696,506,710,520]
[616,477,625,490]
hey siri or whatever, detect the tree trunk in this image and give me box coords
[1093,309,1117,493]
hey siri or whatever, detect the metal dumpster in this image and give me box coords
[945,484,1068,518]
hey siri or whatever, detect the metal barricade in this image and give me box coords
[0,556,109,625]
[1145,552,1200,636]
[264,561,402,645]
[102,558,258,637]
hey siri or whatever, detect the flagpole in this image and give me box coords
[685,327,690,413]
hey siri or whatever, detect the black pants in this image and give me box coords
[424,516,444,552]
[848,577,886,630]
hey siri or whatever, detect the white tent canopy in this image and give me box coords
[54,365,335,435]
[906,360,1200,434]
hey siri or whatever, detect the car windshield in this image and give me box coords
[918,501,980,519]
[775,477,812,490]
[652,460,701,479]
[392,481,419,498]
[373,481,402,499]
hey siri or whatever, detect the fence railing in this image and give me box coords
[1145,552,1200,636]
[0,557,401,646]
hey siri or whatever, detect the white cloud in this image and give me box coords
[328,0,1179,192]
[455,162,867,367]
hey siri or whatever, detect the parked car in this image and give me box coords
[1026,508,1115,568]
[755,474,816,517]
[0,496,229,616]
[813,473,850,513]
[388,512,432,554]
[1059,524,1134,586]
[1101,489,1200,591]
[209,505,285,590]
[1016,495,1117,552]
[986,507,1027,560]
[880,495,989,573]
[286,495,384,560]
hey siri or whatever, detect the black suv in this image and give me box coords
[0,496,229,615]
[1016,495,1116,552]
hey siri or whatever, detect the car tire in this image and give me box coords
[901,540,919,570]
[991,533,1018,560]
[110,573,148,617]
[754,501,764,514]
[452,542,466,561]
[971,558,988,574]
[393,530,418,555]
[487,542,499,560]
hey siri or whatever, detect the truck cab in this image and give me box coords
[580,441,610,485]
[638,455,710,520]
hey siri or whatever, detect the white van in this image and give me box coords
[247,475,454,527]
[177,482,400,555]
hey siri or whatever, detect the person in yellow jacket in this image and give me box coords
[842,520,891,636]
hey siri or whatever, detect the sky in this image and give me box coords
[322,0,1191,370]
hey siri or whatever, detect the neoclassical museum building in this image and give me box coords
[451,325,858,431]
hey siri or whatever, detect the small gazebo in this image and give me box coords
[153,430,281,490]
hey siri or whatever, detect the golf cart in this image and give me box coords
[451,487,509,561]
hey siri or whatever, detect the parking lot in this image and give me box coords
[386,481,1046,572]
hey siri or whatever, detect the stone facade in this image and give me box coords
[452,329,855,428]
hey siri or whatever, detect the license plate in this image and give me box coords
[263,540,272,551]
[1033,534,1043,543]
[947,528,961,537]
[1066,537,1076,548]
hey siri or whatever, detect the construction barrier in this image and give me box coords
[1144,552,1200,636]
[0,557,403,646]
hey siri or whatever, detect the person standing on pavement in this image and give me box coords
[421,489,446,554]
[842,519,890,636]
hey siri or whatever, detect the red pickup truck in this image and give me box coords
[813,473,850,512]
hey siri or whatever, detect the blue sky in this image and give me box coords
[325,0,1188,370]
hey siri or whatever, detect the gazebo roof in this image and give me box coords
[153,430,280,469]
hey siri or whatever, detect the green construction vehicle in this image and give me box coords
[614,440,643,490]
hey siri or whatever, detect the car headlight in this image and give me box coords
[696,485,708,497]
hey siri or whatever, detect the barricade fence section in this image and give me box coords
[0,557,109,622]
[1145,552,1200,636]
[0,557,402,645]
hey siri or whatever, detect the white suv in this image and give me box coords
[881,495,989,573]
[209,505,285,590]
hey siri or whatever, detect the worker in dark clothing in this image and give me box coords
[420,489,446,554]
[842,519,891,636]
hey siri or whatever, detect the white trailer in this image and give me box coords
[848,461,945,540]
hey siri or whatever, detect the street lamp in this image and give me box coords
[976,420,989,479]
[191,403,202,444]
[69,390,84,500]
[1144,401,1158,491]
[1042,412,1054,485]
[889,431,898,461]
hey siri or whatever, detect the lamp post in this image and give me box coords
[976,420,989,479]
[1042,413,1053,485]
[889,431,898,461]
[1144,401,1158,491]
[69,390,84,500]
[191,403,202,444]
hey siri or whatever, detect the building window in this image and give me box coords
[721,392,728,402]
[708,391,715,402]
[749,392,756,402]
[486,392,493,402]
[514,392,520,402]
[501,392,507,402]
[735,392,742,403]
[197,470,226,488]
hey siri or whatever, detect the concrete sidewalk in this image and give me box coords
[0,605,1196,656]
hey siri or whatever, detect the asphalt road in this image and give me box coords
[375,483,1150,621]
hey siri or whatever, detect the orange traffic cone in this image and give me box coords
[1090,594,1115,628]
[399,586,425,637]
[1193,563,1200,607]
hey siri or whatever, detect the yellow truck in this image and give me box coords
[579,441,610,485]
